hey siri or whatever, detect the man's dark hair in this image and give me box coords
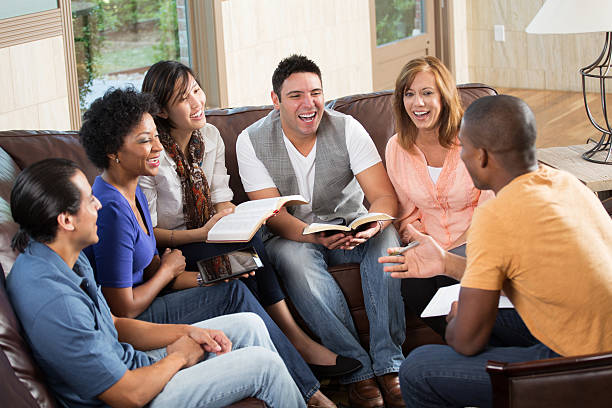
[272,55,322,101]
[462,94,537,169]
[10,159,82,253]
[142,60,201,135]
[79,87,159,169]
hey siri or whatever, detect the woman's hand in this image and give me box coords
[196,208,234,241]
[160,248,186,279]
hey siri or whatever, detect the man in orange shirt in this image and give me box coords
[380,95,612,407]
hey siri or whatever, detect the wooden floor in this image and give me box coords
[496,87,610,148]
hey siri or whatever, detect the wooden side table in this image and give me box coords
[537,144,612,200]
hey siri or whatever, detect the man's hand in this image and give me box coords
[187,326,232,355]
[341,221,380,249]
[378,223,445,279]
[312,231,353,250]
[166,335,205,369]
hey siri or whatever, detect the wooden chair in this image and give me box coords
[486,352,612,408]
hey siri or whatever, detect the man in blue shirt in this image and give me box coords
[7,158,304,408]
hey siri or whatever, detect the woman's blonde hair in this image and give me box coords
[392,56,463,150]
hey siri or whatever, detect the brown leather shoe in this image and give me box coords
[348,378,384,408]
[376,373,405,408]
[307,390,337,408]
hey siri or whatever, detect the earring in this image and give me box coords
[115,157,120,164]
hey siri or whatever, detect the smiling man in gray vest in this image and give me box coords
[236,55,406,408]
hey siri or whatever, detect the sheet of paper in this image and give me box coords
[421,284,514,318]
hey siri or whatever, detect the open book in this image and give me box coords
[421,284,514,318]
[302,212,395,235]
[206,195,307,243]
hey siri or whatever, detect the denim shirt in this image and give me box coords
[7,241,151,407]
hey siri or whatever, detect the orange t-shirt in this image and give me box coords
[385,135,494,249]
[462,166,612,356]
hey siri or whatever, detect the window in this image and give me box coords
[71,0,189,110]
[375,0,425,46]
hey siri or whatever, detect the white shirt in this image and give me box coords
[236,112,381,223]
[427,165,443,184]
[139,123,233,230]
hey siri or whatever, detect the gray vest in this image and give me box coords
[247,108,367,224]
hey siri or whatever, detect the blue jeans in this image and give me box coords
[177,229,285,306]
[266,226,406,383]
[146,313,305,408]
[399,309,560,408]
[136,280,319,401]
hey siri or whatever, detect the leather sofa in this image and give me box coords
[0,84,497,407]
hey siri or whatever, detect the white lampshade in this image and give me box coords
[526,0,612,34]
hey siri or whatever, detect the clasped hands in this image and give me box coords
[166,326,232,369]
[314,221,382,250]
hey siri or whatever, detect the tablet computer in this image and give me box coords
[196,246,263,285]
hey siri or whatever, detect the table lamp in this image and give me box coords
[526,0,612,164]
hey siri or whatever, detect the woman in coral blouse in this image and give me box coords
[385,56,494,334]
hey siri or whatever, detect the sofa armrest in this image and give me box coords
[486,352,612,408]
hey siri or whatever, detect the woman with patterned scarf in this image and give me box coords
[139,61,362,380]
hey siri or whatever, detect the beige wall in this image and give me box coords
[0,36,71,130]
[465,0,603,92]
[220,0,373,107]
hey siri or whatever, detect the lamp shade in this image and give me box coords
[526,0,612,34]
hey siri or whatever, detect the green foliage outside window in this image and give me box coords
[375,0,418,46]
[73,0,180,109]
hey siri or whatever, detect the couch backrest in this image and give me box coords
[206,83,497,205]
[0,84,497,271]
[0,264,57,408]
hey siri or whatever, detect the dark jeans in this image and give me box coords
[136,280,319,401]
[177,229,285,307]
[399,309,559,408]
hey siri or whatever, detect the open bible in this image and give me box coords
[206,195,308,243]
[302,212,395,235]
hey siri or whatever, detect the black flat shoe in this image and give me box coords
[309,355,362,378]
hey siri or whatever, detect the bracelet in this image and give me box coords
[196,273,205,287]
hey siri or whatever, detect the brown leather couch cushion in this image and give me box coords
[0,266,57,407]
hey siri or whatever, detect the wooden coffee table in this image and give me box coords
[537,144,612,199]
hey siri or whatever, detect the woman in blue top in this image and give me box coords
[79,87,335,407]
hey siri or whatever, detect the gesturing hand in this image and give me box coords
[378,223,445,279]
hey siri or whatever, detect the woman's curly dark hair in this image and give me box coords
[79,87,159,169]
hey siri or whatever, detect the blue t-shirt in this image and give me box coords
[6,242,151,407]
[88,176,157,288]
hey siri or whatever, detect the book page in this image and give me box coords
[302,223,351,235]
[420,284,514,318]
[348,212,395,230]
[234,194,307,214]
[207,214,262,242]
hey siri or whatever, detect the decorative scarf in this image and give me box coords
[159,129,232,277]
